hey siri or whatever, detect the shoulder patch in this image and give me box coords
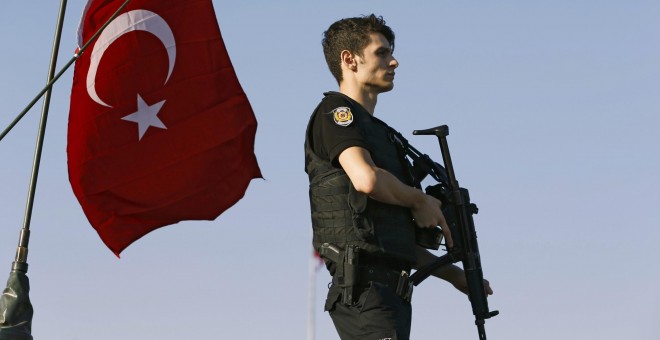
[332,107,353,127]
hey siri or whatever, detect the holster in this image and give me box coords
[319,243,360,305]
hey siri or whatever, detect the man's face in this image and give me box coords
[354,32,398,93]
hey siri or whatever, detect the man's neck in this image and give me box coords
[339,84,378,115]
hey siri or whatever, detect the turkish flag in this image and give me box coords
[68,0,261,256]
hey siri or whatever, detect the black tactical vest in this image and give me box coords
[304,92,417,265]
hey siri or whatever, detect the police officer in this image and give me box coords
[304,14,492,340]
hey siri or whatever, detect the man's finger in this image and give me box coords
[484,280,493,295]
[439,217,453,248]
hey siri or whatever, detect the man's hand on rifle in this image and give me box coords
[449,272,494,296]
[411,194,454,248]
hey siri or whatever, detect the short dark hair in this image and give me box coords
[322,14,395,84]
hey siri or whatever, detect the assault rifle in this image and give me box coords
[393,125,498,340]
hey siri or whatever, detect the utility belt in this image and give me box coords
[319,243,414,304]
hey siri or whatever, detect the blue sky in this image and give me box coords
[1,1,659,339]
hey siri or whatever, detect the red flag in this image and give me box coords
[68,0,261,256]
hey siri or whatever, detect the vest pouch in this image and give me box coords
[348,185,375,242]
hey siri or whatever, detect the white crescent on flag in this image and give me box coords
[85,9,176,107]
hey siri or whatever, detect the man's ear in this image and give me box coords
[340,50,357,72]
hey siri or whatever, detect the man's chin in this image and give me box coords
[376,83,395,93]
[366,81,395,93]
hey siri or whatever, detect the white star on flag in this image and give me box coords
[122,94,167,140]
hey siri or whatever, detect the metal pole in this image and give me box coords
[11,0,68,274]
[8,0,133,272]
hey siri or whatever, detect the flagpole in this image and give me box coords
[4,0,134,271]
[0,0,132,143]
[307,250,316,340]
[10,0,68,273]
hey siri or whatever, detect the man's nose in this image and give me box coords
[390,57,399,68]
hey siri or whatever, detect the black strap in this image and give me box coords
[387,126,449,185]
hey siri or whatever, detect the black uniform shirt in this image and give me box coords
[309,92,372,166]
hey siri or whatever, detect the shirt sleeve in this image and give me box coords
[311,99,369,165]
